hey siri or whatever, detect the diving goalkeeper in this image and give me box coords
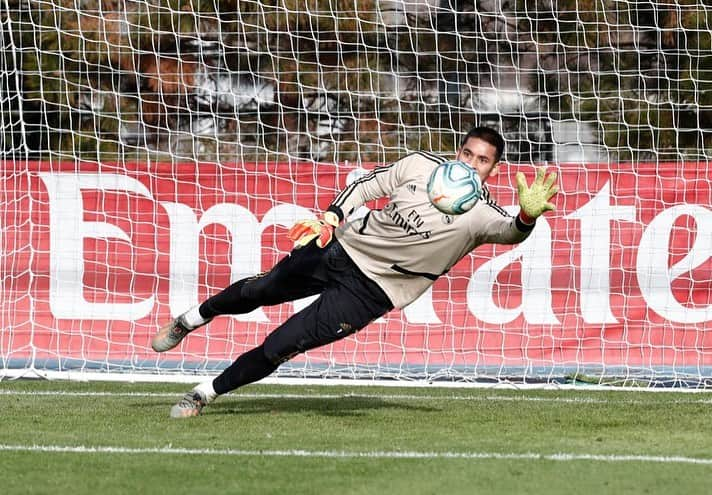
[152,126,558,418]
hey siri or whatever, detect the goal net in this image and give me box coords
[2,0,711,386]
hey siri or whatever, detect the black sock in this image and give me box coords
[212,345,278,395]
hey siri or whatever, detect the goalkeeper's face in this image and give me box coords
[456,137,500,183]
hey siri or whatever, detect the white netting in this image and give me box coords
[1,0,711,386]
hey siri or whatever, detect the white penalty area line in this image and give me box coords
[2,389,712,405]
[1,444,710,465]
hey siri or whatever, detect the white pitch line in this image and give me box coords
[0,444,710,465]
[2,389,712,405]
[0,389,633,404]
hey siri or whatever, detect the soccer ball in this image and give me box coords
[426,160,482,215]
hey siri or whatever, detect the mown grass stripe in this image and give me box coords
[1,444,711,465]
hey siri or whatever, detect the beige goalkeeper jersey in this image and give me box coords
[329,151,534,309]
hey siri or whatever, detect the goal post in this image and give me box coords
[1,0,711,387]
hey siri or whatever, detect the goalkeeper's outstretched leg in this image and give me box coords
[151,237,329,353]
[167,240,393,418]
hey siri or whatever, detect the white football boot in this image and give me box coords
[151,314,211,352]
[170,390,207,418]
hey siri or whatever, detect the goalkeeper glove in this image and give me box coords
[287,211,340,248]
[515,166,558,223]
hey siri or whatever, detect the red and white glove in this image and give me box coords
[287,211,340,248]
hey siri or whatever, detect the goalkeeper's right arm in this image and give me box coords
[287,211,340,248]
[287,156,411,249]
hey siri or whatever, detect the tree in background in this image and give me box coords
[2,0,711,162]
[525,0,712,160]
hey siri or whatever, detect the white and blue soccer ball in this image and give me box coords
[426,160,482,215]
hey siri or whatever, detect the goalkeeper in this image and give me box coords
[152,126,558,418]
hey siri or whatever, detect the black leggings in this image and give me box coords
[201,239,393,394]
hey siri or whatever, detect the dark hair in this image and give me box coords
[460,126,505,162]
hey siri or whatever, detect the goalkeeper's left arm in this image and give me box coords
[515,166,558,224]
[477,166,558,246]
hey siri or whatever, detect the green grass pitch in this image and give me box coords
[2,379,712,494]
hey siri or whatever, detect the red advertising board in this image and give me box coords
[1,160,711,375]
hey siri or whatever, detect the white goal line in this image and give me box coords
[1,444,711,465]
[4,369,712,393]
[2,389,712,405]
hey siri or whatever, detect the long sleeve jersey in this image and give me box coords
[327,151,535,309]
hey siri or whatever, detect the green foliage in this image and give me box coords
[530,0,712,159]
[5,0,712,161]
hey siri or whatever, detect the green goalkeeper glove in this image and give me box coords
[287,211,340,248]
[515,166,558,223]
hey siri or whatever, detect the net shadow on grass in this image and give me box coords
[207,396,440,417]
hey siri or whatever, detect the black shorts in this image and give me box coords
[201,239,394,364]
